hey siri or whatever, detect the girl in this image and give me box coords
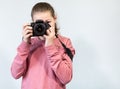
[11,2,75,89]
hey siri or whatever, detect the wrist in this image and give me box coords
[22,37,31,44]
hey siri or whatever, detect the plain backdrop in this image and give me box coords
[0,0,120,89]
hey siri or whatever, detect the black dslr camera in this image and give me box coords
[31,20,51,36]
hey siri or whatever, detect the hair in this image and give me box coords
[31,2,59,34]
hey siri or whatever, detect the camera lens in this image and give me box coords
[34,23,46,36]
[31,20,50,36]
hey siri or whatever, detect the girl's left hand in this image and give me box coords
[44,27,56,46]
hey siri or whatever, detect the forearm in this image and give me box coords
[11,41,30,79]
[11,55,28,79]
[50,53,73,84]
[45,44,73,84]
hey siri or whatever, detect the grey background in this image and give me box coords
[0,0,120,89]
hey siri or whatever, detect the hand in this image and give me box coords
[22,23,33,43]
[43,27,56,46]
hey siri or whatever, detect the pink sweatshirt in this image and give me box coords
[11,35,75,89]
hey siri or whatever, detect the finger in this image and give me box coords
[43,34,47,38]
[47,29,51,34]
[25,33,33,38]
[24,30,33,35]
[24,26,32,31]
[22,27,33,37]
[23,32,33,39]
[23,23,31,29]
[23,26,32,34]
[22,27,32,34]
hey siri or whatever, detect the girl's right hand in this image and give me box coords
[22,23,33,43]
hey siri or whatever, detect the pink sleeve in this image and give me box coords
[11,41,31,79]
[45,38,75,85]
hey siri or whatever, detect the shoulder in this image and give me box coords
[57,34,72,45]
[57,34,70,41]
[57,34,75,55]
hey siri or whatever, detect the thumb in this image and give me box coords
[43,34,47,39]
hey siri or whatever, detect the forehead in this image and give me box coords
[32,11,53,21]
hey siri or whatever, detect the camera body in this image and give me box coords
[31,20,51,36]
